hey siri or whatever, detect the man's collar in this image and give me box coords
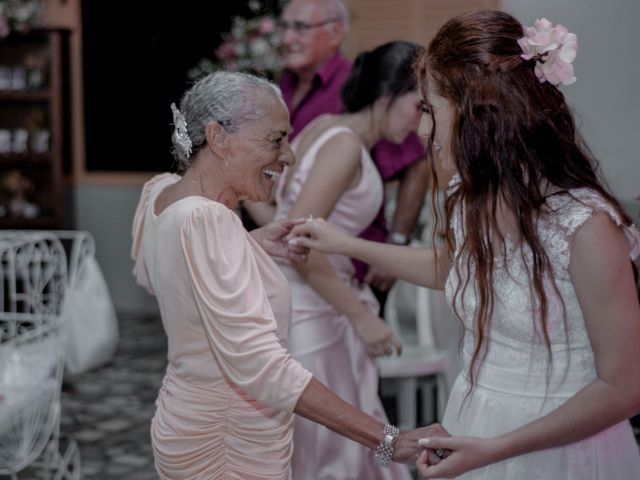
[280,52,346,89]
[315,52,346,85]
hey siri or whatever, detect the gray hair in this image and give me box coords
[284,0,349,33]
[171,71,282,172]
[323,0,349,32]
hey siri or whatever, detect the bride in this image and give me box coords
[289,10,640,480]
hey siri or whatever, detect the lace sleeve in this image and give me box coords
[549,189,640,269]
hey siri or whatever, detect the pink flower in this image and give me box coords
[559,32,578,63]
[517,36,536,60]
[215,40,237,62]
[0,15,9,39]
[188,10,282,80]
[518,18,578,87]
[259,17,275,34]
[535,53,576,86]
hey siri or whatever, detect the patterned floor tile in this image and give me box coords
[4,311,639,479]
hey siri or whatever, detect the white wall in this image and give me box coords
[74,184,159,314]
[502,0,640,210]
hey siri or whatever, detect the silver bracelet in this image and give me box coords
[374,423,399,467]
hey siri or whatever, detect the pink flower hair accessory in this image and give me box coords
[517,18,578,87]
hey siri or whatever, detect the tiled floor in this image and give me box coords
[5,312,640,479]
[59,312,166,480]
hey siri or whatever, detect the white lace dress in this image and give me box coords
[442,185,640,479]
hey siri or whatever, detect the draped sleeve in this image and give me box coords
[180,203,312,413]
[130,173,179,294]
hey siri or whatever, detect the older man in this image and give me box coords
[278,0,430,303]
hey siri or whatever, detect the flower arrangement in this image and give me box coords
[188,1,283,81]
[518,18,578,87]
[0,0,43,40]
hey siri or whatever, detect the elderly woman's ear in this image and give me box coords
[204,121,230,157]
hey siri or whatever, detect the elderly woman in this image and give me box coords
[131,72,440,480]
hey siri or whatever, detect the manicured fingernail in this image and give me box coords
[418,438,430,446]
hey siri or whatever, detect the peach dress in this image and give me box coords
[274,125,412,480]
[132,173,312,480]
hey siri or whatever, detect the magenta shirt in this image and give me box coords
[280,53,352,141]
[280,53,425,281]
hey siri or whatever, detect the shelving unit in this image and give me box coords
[0,28,71,229]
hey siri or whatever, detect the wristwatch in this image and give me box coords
[374,423,399,467]
[388,231,410,245]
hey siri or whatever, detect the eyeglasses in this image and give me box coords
[276,18,338,35]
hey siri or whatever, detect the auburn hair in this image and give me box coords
[415,10,632,390]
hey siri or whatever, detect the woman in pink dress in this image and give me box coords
[131,71,442,480]
[246,41,422,479]
[290,11,640,480]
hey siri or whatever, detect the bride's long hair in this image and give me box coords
[415,10,632,390]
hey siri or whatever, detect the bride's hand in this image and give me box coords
[415,436,500,479]
[288,218,351,256]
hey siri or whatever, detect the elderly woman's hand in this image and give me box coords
[393,423,451,465]
[251,218,310,262]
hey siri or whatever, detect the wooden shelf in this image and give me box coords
[0,90,50,102]
[0,153,52,166]
[0,29,70,229]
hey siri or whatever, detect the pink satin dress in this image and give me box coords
[274,125,412,480]
[132,173,313,480]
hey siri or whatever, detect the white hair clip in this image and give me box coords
[171,103,193,157]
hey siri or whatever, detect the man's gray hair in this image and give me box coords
[171,71,282,171]
[324,0,349,32]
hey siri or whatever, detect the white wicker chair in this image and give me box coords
[0,231,80,479]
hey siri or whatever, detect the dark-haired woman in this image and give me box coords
[246,40,421,479]
[289,10,640,480]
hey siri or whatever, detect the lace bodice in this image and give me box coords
[445,182,640,396]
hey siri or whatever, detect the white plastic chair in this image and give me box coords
[0,231,80,479]
[377,271,454,430]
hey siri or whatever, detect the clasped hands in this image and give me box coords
[250,217,310,262]
[250,216,333,262]
[394,423,457,477]
[399,423,494,479]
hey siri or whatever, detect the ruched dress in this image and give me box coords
[442,180,640,479]
[274,125,412,480]
[132,173,312,480]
